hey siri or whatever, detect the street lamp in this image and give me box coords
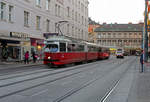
[55,21,68,35]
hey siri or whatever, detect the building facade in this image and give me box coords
[0,0,89,61]
[88,24,100,43]
[95,23,143,55]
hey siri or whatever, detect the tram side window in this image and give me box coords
[60,43,66,52]
[67,44,72,52]
[77,45,84,52]
[102,48,105,52]
[72,44,76,52]
[99,48,102,52]
[93,46,98,52]
[88,46,93,52]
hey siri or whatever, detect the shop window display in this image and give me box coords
[7,46,20,61]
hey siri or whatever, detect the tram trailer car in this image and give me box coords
[85,42,99,61]
[43,36,110,66]
[98,47,110,60]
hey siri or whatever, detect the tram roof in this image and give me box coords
[84,42,100,47]
[46,36,71,42]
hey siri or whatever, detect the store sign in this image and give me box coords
[43,33,58,39]
[10,32,30,38]
[56,0,64,5]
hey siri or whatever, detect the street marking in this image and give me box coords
[101,80,120,102]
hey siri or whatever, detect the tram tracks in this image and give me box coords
[100,58,136,102]
[0,58,128,99]
[0,57,117,80]
[53,58,134,102]
[0,59,120,87]
[0,56,116,76]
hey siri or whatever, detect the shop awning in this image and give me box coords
[0,36,30,43]
[31,38,44,46]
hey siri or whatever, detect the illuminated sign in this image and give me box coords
[10,32,30,38]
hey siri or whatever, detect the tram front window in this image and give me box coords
[45,44,58,52]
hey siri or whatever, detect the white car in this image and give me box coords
[116,49,124,58]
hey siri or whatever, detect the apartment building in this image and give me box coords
[0,0,89,61]
[95,23,143,54]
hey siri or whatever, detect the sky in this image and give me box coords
[88,0,145,24]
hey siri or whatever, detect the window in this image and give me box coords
[78,13,80,23]
[0,2,6,20]
[9,5,14,22]
[60,43,66,52]
[58,5,60,16]
[124,33,127,37]
[67,6,70,17]
[78,1,80,10]
[113,33,116,37]
[77,45,84,52]
[24,0,30,2]
[67,24,69,35]
[82,16,83,24]
[46,0,50,10]
[75,12,77,21]
[108,33,111,38]
[81,30,83,38]
[36,0,40,6]
[24,11,29,26]
[55,4,57,16]
[36,16,41,30]
[72,26,74,37]
[46,19,50,32]
[72,10,74,20]
[98,34,101,38]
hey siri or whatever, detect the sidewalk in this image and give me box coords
[0,60,43,69]
[127,59,150,102]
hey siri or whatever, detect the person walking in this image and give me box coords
[140,53,144,72]
[24,51,29,64]
[32,51,37,63]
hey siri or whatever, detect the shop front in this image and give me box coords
[0,31,31,62]
[30,38,44,60]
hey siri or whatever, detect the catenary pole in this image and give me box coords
[145,0,149,62]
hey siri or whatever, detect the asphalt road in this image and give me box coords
[0,56,137,102]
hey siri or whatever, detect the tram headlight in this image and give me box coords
[48,56,51,59]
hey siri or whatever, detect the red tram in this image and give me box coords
[43,36,110,66]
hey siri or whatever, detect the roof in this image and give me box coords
[46,36,71,42]
[94,24,143,32]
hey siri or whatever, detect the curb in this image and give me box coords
[0,63,43,70]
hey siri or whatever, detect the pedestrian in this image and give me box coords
[32,51,37,63]
[24,51,29,64]
[140,53,144,72]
